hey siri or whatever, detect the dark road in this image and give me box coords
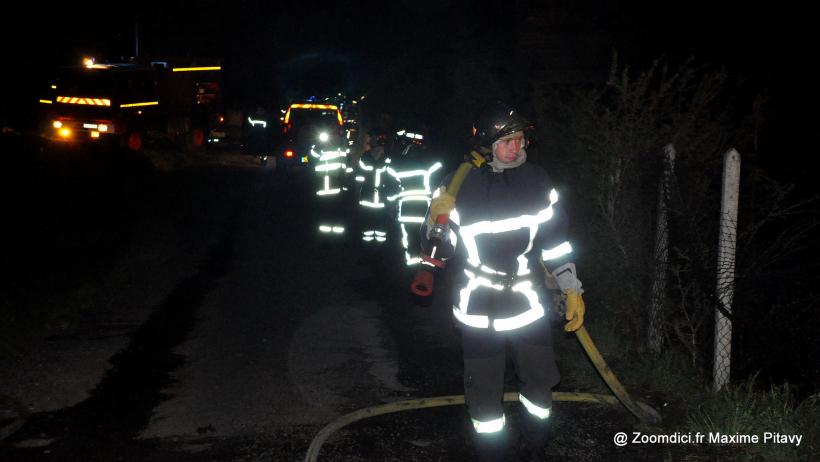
[1,135,685,461]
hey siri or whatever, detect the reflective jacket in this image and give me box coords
[356,148,393,209]
[311,146,351,197]
[386,157,443,223]
[422,162,573,331]
[387,150,443,265]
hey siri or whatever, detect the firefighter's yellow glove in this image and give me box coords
[564,289,585,332]
[426,186,456,226]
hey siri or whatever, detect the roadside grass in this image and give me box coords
[686,375,820,461]
[556,318,818,461]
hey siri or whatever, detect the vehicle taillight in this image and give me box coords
[284,149,295,158]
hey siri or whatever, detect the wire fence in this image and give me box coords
[646,146,740,392]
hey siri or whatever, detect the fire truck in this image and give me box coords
[39,57,225,151]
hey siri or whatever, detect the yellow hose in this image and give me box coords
[444,160,476,197]
[304,391,625,462]
[574,326,662,424]
[304,326,662,462]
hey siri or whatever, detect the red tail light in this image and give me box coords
[284,149,295,158]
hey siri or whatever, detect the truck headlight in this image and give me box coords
[318,132,329,143]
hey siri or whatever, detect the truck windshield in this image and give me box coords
[288,109,339,129]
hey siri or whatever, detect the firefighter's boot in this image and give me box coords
[471,429,510,462]
[518,414,552,461]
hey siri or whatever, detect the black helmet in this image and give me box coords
[472,101,533,150]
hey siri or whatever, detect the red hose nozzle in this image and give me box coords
[411,269,434,297]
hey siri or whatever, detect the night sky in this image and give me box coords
[3,3,807,101]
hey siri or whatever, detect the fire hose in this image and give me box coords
[304,324,661,462]
[410,153,482,297]
[305,154,663,462]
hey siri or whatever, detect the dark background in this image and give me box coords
[2,1,810,155]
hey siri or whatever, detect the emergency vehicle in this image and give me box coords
[39,57,225,151]
[278,101,345,168]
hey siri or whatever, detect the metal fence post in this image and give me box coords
[713,148,741,391]
[648,144,676,354]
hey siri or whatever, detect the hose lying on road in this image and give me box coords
[304,325,662,462]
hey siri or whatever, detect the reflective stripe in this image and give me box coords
[386,162,442,201]
[453,306,490,328]
[247,117,267,128]
[454,280,546,331]
[396,195,430,222]
[460,202,555,269]
[317,149,348,161]
[472,415,505,434]
[313,149,348,194]
[542,241,573,261]
[480,265,506,276]
[406,257,423,266]
[519,393,551,419]
[493,281,545,330]
[456,272,503,328]
[359,158,390,207]
[172,66,221,72]
[315,162,345,172]
[120,101,159,108]
[56,96,111,106]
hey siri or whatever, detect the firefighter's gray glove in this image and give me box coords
[553,263,585,332]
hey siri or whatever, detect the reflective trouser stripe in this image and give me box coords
[519,393,551,419]
[472,414,505,434]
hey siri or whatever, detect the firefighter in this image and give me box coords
[421,101,585,461]
[310,130,352,238]
[355,129,396,244]
[386,129,443,268]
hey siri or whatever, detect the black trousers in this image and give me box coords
[462,318,560,460]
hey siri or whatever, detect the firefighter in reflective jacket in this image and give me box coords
[421,102,585,461]
[355,130,395,243]
[310,132,353,237]
[386,129,442,267]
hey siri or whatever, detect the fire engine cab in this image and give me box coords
[39,57,224,151]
